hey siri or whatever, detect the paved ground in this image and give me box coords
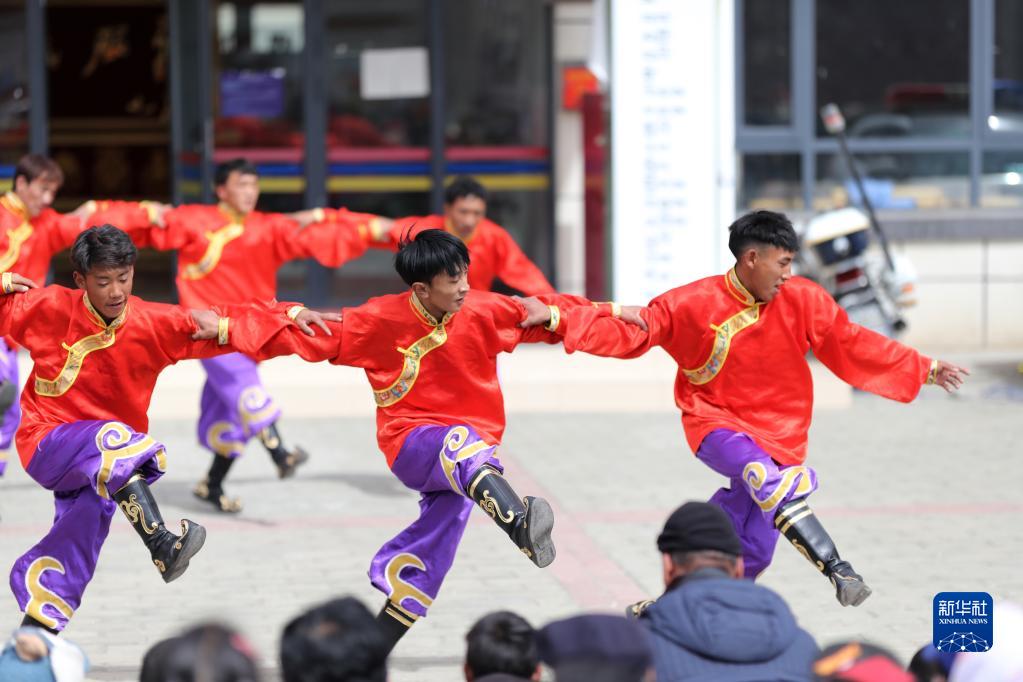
[0,350,1020,680]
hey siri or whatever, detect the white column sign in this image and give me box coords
[610,0,734,303]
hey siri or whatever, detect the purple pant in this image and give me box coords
[9,421,167,632]
[0,337,21,476]
[198,353,281,458]
[696,429,818,579]
[369,424,501,621]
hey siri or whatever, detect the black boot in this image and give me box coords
[260,422,309,479]
[193,455,243,513]
[114,474,207,583]
[376,600,415,654]
[465,465,555,568]
[0,380,16,414]
[21,613,59,635]
[774,498,871,606]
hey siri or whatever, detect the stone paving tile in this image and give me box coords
[0,372,1020,680]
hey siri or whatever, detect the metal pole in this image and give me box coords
[834,130,896,271]
[303,0,329,306]
[27,0,48,155]
[427,0,446,213]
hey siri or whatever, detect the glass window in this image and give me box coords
[993,0,1023,124]
[981,151,1023,207]
[325,1,430,148]
[214,1,304,150]
[743,0,791,126]
[816,0,969,138]
[816,152,970,210]
[0,4,27,180]
[739,154,802,210]
[441,0,553,291]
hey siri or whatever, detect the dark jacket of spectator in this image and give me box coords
[641,567,818,681]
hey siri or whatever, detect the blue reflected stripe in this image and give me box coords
[179,160,550,180]
[0,165,14,179]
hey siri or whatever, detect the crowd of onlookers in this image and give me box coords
[2,500,1020,681]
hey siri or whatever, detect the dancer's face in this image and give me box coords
[413,267,470,318]
[444,195,486,239]
[216,170,260,215]
[14,174,61,218]
[738,246,794,302]
[74,265,133,323]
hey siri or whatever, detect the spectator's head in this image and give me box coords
[443,176,488,238]
[13,154,63,217]
[0,626,88,682]
[656,501,744,588]
[280,596,388,682]
[812,641,913,681]
[908,643,954,682]
[727,210,799,303]
[395,228,471,317]
[139,623,259,682]
[464,611,541,681]
[215,157,260,214]
[537,614,653,682]
[70,225,137,323]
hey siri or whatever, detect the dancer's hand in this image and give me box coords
[294,309,342,336]
[515,296,552,328]
[288,209,322,229]
[0,272,38,294]
[932,360,969,393]
[190,309,220,340]
[619,305,648,331]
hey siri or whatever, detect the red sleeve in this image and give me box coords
[472,293,563,352]
[0,287,62,346]
[804,281,929,401]
[215,300,345,364]
[142,206,196,251]
[558,295,674,358]
[492,225,555,295]
[41,210,86,254]
[370,215,429,253]
[284,208,381,267]
[149,302,234,362]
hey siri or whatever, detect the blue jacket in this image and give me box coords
[640,568,818,681]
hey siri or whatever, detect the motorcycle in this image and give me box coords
[794,206,917,337]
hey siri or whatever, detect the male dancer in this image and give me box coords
[553,210,967,606]
[0,225,329,633]
[0,154,162,477]
[324,176,554,295]
[129,158,391,511]
[230,229,625,651]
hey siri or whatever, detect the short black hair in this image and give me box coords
[727,210,799,257]
[465,611,539,680]
[215,157,259,187]
[70,225,138,275]
[14,153,63,186]
[444,175,488,205]
[140,623,260,682]
[280,597,388,682]
[394,228,470,286]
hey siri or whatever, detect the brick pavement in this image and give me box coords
[0,351,1019,680]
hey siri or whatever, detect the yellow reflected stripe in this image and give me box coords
[182,173,548,194]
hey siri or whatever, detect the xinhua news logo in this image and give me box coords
[933,592,993,653]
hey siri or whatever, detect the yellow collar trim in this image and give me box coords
[725,268,756,305]
[83,293,129,331]
[409,293,453,327]
[217,203,248,224]
[1,192,30,222]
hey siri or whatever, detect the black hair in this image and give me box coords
[280,597,388,682]
[444,175,488,205]
[70,224,138,275]
[727,210,799,257]
[394,228,470,286]
[465,611,539,680]
[215,158,259,187]
[14,153,63,186]
[139,623,260,682]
